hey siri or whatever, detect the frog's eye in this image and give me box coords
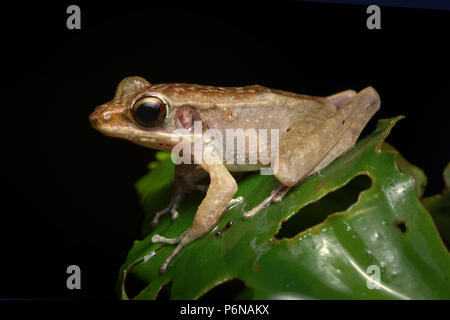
[133,96,168,127]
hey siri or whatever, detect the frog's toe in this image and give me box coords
[152,232,188,273]
[243,185,286,219]
[152,233,184,245]
[170,208,180,220]
[160,263,168,274]
[152,207,170,226]
[272,186,291,202]
[152,202,181,225]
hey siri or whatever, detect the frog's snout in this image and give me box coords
[89,105,105,130]
[90,102,122,129]
[90,103,118,132]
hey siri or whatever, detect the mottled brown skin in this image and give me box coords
[90,76,380,273]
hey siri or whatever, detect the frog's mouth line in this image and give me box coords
[93,124,196,151]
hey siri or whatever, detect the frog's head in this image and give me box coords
[90,76,199,150]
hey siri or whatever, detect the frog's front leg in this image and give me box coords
[152,164,208,225]
[152,149,238,273]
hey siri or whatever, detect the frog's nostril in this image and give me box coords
[103,111,112,121]
[90,104,109,125]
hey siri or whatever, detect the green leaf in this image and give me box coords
[118,117,450,300]
[135,154,175,236]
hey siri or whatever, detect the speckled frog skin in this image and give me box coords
[90,76,380,273]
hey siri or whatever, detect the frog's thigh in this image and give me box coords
[275,86,380,187]
[275,119,347,187]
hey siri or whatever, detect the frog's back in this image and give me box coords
[150,83,328,111]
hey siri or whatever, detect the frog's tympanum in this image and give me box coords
[90,76,380,273]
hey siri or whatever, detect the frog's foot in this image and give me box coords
[152,193,184,226]
[242,184,288,219]
[152,197,242,243]
[152,230,197,273]
[152,198,241,273]
[151,232,185,273]
[152,207,179,226]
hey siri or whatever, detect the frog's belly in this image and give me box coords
[225,164,262,172]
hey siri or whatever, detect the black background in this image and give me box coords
[3,2,449,299]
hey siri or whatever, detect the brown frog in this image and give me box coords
[89,76,380,273]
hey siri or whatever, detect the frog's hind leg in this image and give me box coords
[312,87,381,173]
[272,185,291,202]
[243,175,314,219]
[242,87,380,220]
[275,89,379,195]
[275,86,380,187]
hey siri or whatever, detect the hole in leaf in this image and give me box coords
[394,220,407,234]
[124,273,148,299]
[199,279,247,300]
[275,174,372,239]
[155,281,172,300]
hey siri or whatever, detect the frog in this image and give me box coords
[89,76,380,273]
